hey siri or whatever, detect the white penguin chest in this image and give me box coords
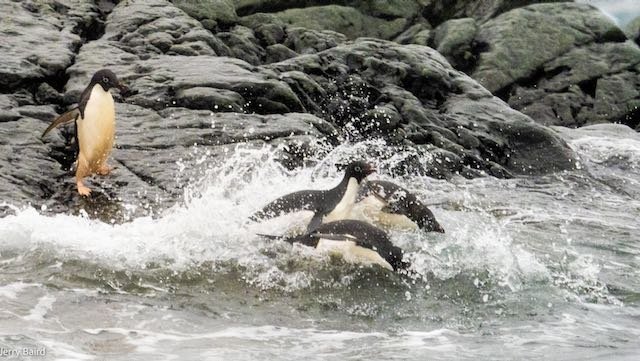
[77,84,115,162]
[316,239,393,271]
[350,195,417,230]
[324,178,359,222]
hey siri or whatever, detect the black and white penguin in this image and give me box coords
[261,219,410,271]
[353,180,445,233]
[250,161,376,231]
[42,69,129,196]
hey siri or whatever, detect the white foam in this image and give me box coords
[0,282,40,299]
[23,295,56,322]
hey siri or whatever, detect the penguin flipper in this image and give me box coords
[250,190,324,221]
[41,108,80,138]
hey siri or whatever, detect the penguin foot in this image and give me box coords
[96,164,112,176]
[77,181,92,196]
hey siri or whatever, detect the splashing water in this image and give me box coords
[0,126,639,360]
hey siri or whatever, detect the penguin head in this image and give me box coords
[91,69,129,94]
[344,161,376,183]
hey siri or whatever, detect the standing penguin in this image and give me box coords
[250,161,376,231]
[42,69,128,196]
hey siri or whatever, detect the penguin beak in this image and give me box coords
[365,164,376,176]
[116,82,131,97]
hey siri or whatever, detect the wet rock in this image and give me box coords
[394,23,432,46]
[506,42,640,128]
[625,16,640,45]
[0,95,21,123]
[105,0,230,57]
[217,26,264,64]
[0,0,97,91]
[235,0,423,21]
[261,5,407,40]
[1,0,593,219]
[283,27,347,55]
[175,87,245,112]
[172,0,238,29]
[35,83,63,104]
[431,3,640,128]
[269,39,577,176]
[421,0,564,25]
[265,44,298,63]
[472,3,626,94]
[67,43,303,113]
[431,18,478,72]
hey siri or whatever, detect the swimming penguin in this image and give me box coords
[250,161,376,231]
[260,220,410,271]
[354,180,445,233]
[42,69,128,196]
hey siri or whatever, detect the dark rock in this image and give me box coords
[0,0,97,91]
[265,44,298,63]
[1,0,592,220]
[269,39,577,176]
[283,27,347,55]
[394,23,432,46]
[260,5,408,40]
[35,83,63,104]
[0,95,21,122]
[217,25,264,65]
[172,0,238,28]
[67,45,303,113]
[16,105,58,122]
[506,42,640,128]
[421,0,564,25]
[106,0,230,57]
[431,18,478,72]
[175,87,245,112]
[428,3,640,128]
[625,16,640,45]
[472,3,625,94]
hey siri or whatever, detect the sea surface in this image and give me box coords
[0,123,639,360]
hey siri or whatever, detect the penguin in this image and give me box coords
[250,161,376,231]
[260,220,410,271]
[42,69,129,196]
[354,180,445,233]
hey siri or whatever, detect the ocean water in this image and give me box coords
[0,123,639,360]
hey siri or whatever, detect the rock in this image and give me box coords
[394,23,432,46]
[472,3,626,94]
[269,39,577,176]
[0,0,97,91]
[172,0,238,28]
[105,0,230,57]
[431,3,640,128]
[0,95,21,122]
[265,44,298,63]
[175,87,245,112]
[625,16,640,45]
[506,41,640,128]
[283,27,347,55]
[420,0,564,25]
[67,42,303,113]
[217,25,264,64]
[1,0,592,220]
[35,83,63,104]
[234,0,423,21]
[262,5,408,40]
[431,18,478,72]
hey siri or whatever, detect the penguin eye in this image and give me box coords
[355,166,361,172]
[102,76,110,84]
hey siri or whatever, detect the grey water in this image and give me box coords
[0,123,639,360]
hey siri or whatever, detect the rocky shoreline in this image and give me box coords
[1,0,638,219]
